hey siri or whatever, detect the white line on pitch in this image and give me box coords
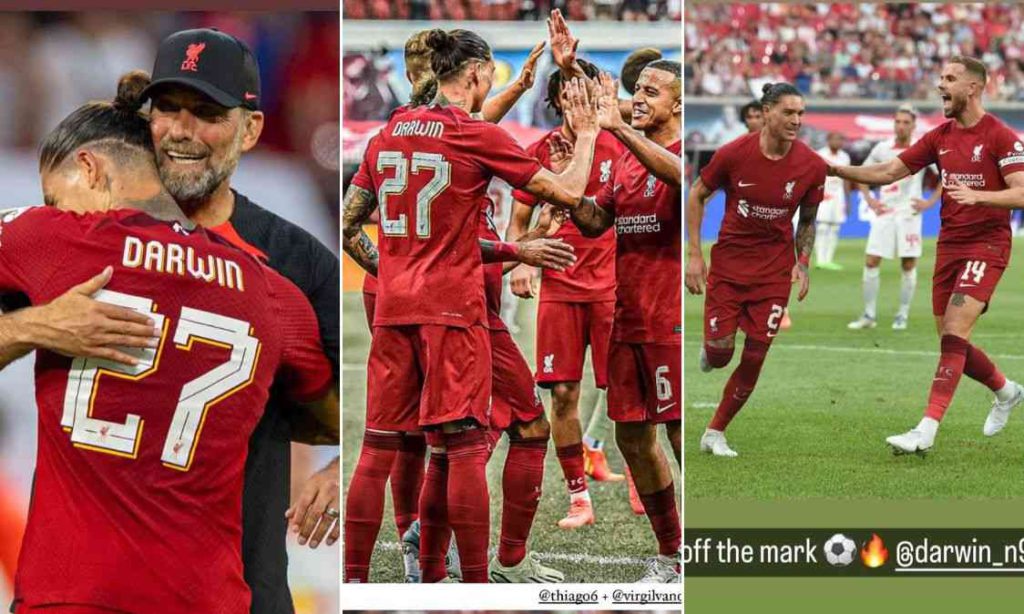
[683,341,1024,361]
[373,540,649,566]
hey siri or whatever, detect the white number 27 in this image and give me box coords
[61,290,260,471]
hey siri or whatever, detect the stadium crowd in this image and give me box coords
[686,3,1024,101]
[344,0,680,22]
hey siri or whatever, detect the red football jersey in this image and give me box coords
[899,113,1024,258]
[0,207,332,614]
[700,132,828,284]
[512,128,621,302]
[351,104,542,328]
[596,140,683,343]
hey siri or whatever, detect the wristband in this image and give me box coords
[494,241,520,262]
[798,253,810,267]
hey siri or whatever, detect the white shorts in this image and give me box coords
[865,213,923,259]
[816,197,847,224]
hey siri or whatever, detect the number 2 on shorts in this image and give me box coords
[766,304,785,336]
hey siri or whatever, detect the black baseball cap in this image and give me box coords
[141,28,261,111]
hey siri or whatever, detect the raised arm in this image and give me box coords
[341,183,379,276]
[482,40,545,123]
[597,74,680,188]
[684,177,714,295]
[832,157,912,186]
[519,78,599,208]
[569,195,614,238]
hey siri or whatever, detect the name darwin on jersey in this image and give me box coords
[616,212,662,235]
[391,120,444,139]
[122,235,245,291]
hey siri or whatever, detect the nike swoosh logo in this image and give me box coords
[738,181,755,187]
[244,92,258,101]
[656,402,677,414]
[939,149,952,155]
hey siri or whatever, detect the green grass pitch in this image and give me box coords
[686,237,1024,501]
[342,292,681,582]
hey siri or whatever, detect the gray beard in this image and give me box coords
[158,161,234,212]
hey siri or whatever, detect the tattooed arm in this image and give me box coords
[570,196,615,238]
[792,202,818,301]
[341,184,379,276]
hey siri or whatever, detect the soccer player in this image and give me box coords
[570,62,682,582]
[342,29,600,583]
[739,100,764,133]
[847,106,941,331]
[357,28,552,583]
[686,82,828,458]
[815,132,851,270]
[830,56,1024,452]
[4,73,336,614]
[141,29,343,611]
[506,59,626,530]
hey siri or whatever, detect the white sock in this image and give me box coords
[898,267,917,317]
[863,266,880,319]
[995,380,1017,403]
[570,490,591,503]
[917,417,939,439]
[825,224,840,263]
[815,223,830,264]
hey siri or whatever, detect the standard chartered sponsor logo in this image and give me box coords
[735,199,790,221]
[941,169,986,188]
[616,213,662,234]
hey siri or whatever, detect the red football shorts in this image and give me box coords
[535,300,614,388]
[607,340,680,424]
[363,290,376,330]
[931,249,1008,316]
[367,324,491,431]
[490,329,545,431]
[704,275,791,344]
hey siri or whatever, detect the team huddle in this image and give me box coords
[688,55,1024,458]
[342,11,681,583]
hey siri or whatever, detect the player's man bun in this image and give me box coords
[760,82,802,108]
[424,28,492,81]
[40,70,154,173]
[113,70,151,114]
[621,47,662,94]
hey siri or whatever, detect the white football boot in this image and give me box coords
[700,429,738,458]
[983,381,1024,437]
[847,315,877,330]
[489,552,565,583]
[637,552,681,583]
[886,417,938,455]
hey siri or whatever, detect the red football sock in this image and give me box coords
[925,334,970,422]
[498,437,547,567]
[418,450,450,583]
[445,429,491,583]
[390,433,427,539]
[555,443,587,494]
[708,338,769,432]
[344,431,400,583]
[638,482,681,556]
[963,343,1007,392]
